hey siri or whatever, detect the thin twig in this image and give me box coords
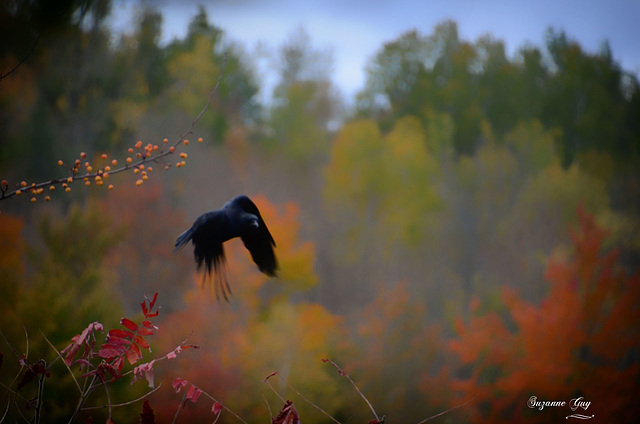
[414,393,480,424]
[81,382,162,410]
[199,390,248,424]
[34,361,46,424]
[41,332,82,393]
[0,397,9,422]
[171,392,187,424]
[0,327,29,403]
[264,371,342,424]
[263,394,273,420]
[322,358,381,422]
[0,33,41,82]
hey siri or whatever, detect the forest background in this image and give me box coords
[1,1,639,423]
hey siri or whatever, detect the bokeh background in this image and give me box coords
[1,0,639,422]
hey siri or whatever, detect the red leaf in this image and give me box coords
[272,401,301,424]
[125,343,142,365]
[141,320,157,329]
[212,401,223,415]
[140,399,155,424]
[149,292,158,310]
[132,360,155,388]
[121,318,138,332]
[98,343,125,359]
[138,326,154,336]
[134,335,150,350]
[109,328,134,340]
[186,384,202,403]
[140,301,148,316]
[146,311,159,318]
[173,377,188,393]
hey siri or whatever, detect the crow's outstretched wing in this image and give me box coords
[228,195,278,276]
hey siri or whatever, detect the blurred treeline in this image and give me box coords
[1,1,639,422]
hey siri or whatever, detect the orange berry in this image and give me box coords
[45,196,51,201]
[80,152,86,159]
[163,138,168,143]
[31,197,36,203]
[49,185,55,191]
[180,152,187,159]
[111,159,118,166]
[139,164,145,170]
[104,165,111,172]
[198,137,203,143]
[65,187,71,193]
[20,181,27,187]
[101,153,107,160]
[142,175,148,181]
[62,183,68,188]
[136,153,142,158]
[147,166,153,172]
[16,190,22,196]
[108,184,114,190]
[169,146,175,153]
[126,157,132,164]
[58,160,63,166]
[128,148,134,154]
[153,145,159,151]
[134,168,139,174]
[135,179,143,186]
[102,172,109,178]
[183,139,189,145]
[164,165,169,170]
[67,177,73,183]
[95,175,102,181]
[85,181,90,186]
[86,165,93,172]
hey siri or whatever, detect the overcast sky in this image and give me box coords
[110,0,640,103]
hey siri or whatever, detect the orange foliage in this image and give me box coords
[97,182,191,312]
[351,282,444,421]
[436,206,640,423]
[148,196,346,422]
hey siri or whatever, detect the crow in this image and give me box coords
[174,195,277,300]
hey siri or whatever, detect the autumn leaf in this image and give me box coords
[272,400,301,424]
[212,401,223,415]
[140,399,156,424]
[132,360,156,388]
[186,384,203,403]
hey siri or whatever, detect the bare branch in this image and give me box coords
[0,34,40,83]
[322,358,381,423]
[414,393,479,424]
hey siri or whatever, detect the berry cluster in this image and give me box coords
[0,136,204,203]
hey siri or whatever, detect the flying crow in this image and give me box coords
[174,195,278,300]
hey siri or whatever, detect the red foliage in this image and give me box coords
[438,207,640,423]
[140,399,155,424]
[97,293,158,371]
[60,293,160,385]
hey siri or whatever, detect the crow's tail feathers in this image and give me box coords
[196,243,232,302]
[173,227,194,253]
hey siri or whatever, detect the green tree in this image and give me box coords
[265,28,341,164]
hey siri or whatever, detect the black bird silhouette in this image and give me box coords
[174,195,277,300]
